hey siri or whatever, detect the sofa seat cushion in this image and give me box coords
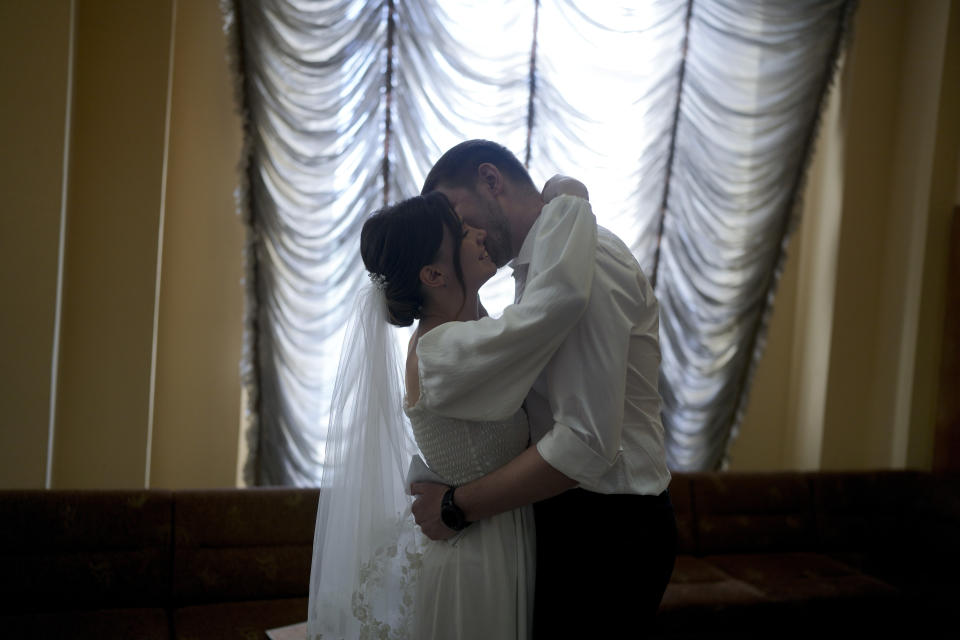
[657,556,771,634]
[659,553,908,636]
[0,607,170,640]
[659,556,767,610]
[707,552,899,604]
[173,597,308,640]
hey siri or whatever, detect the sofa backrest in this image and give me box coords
[0,490,172,613]
[172,488,320,606]
[682,472,816,555]
[665,474,697,554]
[810,471,920,552]
[667,470,959,560]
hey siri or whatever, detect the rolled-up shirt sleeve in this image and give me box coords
[417,195,597,422]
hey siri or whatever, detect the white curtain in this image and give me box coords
[223,0,857,485]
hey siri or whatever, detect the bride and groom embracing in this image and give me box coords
[306,140,677,640]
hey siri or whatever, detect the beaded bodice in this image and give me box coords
[404,403,530,486]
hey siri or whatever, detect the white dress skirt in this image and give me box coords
[405,402,536,640]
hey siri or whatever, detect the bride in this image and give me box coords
[306,178,596,639]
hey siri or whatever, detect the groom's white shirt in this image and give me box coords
[512,215,671,496]
[417,194,669,495]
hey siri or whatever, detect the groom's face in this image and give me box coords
[437,186,513,268]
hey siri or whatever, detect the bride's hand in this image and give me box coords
[541,175,589,203]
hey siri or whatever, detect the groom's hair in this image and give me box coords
[421,140,536,195]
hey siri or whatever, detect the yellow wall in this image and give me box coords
[731,0,960,471]
[54,0,173,488]
[907,3,959,468]
[0,0,73,488]
[0,0,244,489]
[2,1,955,486]
[149,0,246,489]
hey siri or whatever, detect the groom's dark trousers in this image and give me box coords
[532,488,677,639]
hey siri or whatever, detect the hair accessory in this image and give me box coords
[369,272,388,291]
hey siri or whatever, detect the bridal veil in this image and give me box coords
[307,282,424,639]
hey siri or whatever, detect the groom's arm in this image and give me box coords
[415,222,653,540]
[412,181,597,539]
[412,445,575,540]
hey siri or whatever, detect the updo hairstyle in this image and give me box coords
[360,191,466,327]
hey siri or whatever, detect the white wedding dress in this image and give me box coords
[404,401,535,640]
[307,196,596,640]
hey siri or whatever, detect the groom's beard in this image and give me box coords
[483,201,513,268]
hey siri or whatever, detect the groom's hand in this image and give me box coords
[411,482,457,540]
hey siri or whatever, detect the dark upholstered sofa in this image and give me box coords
[656,471,958,638]
[1,488,315,639]
[2,471,957,639]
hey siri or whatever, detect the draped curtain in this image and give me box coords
[224,0,856,485]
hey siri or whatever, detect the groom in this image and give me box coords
[411,140,677,638]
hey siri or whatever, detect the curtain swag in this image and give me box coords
[222,0,857,485]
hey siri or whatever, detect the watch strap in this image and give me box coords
[441,486,471,531]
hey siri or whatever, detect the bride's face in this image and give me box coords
[457,220,497,291]
[433,217,496,296]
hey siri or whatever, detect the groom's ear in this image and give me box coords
[419,264,446,289]
[476,163,504,196]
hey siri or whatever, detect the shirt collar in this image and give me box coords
[509,209,544,270]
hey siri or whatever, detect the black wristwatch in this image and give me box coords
[440,487,471,531]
